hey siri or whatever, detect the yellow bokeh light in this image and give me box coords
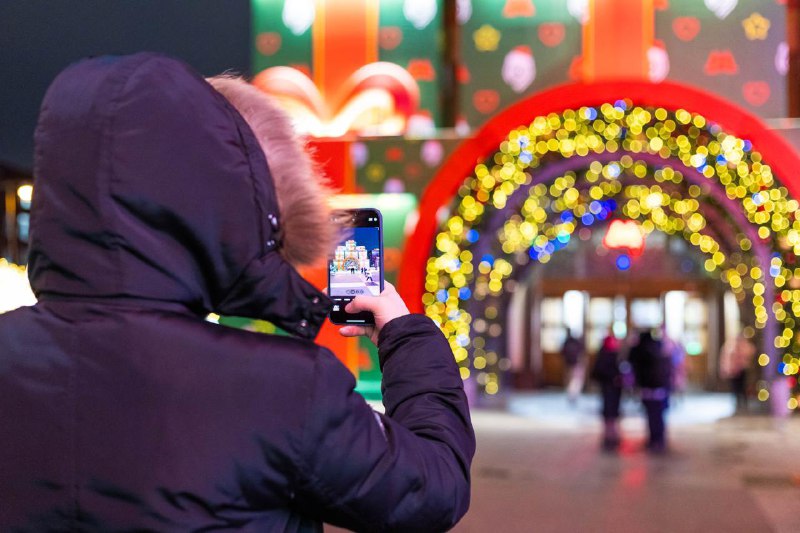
[424,102,795,397]
[17,184,33,204]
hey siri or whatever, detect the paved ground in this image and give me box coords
[456,392,800,533]
[327,392,800,532]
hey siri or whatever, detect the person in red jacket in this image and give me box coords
[0,53,474,531]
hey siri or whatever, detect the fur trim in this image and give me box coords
[208,75,335,267]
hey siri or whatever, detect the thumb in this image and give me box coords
[345,296,375,314]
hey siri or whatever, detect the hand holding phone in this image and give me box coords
[328,208,384,325]
[338,282,410,345]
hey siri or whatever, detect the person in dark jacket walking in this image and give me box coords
[590,332,623,451]
[0,53,475,532]
[629,330,673,453]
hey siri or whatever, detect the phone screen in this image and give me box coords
[328,208,383,324]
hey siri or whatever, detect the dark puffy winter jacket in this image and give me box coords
[629,334,672,390]
[0,53,474,532]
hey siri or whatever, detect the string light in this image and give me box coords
[425,102,797,402]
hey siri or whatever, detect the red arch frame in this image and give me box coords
[398,80,800,312]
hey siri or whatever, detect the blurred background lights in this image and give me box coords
[0,260,36,314]
[16,184,33,209]
[423,101,798,402]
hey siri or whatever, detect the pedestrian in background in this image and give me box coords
[629,330,673,453]
[590,331,623,451]
[720,332,756,413]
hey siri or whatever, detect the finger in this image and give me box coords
[339,325,369,337]
[345,296,377,314]
[321,287,328,295]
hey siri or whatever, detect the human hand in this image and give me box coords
[338,281,409,345]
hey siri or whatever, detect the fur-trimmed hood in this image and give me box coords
[207,76,335,268]
[28,53,331,338]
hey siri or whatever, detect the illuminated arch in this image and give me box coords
[398,81,800,405]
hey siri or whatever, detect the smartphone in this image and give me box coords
[328,208,384,325]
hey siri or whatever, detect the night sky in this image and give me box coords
[348,227,381,256]
[0,0,251,171]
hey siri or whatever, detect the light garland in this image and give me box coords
[425,101,800,408]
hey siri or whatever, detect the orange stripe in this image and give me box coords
[364,0,379,65]
[312,0,326,102]
[582,0,595,81]
[583,0,654,81]
[311,0,379,111]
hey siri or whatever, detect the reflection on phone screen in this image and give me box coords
[329,227,381,298]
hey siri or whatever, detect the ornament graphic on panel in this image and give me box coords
[656,0,786,116]
[502,46,536,93]
[704,0,738,20]
[459,1,583,130]
[457,0,472,24]
[647,41,670,83]
[503,0,535,19]
[282,0,315,35]
[567,0,589,24]
[672,17,701,42]
[404,0,438,30]
[775,42,788,76]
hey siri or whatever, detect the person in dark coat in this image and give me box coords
[0,53,475,531]
[590,332,623,450]
[629,330,673,453]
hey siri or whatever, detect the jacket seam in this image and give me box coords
[101,55,156,297]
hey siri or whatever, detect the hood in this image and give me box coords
[29,53,330,339]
